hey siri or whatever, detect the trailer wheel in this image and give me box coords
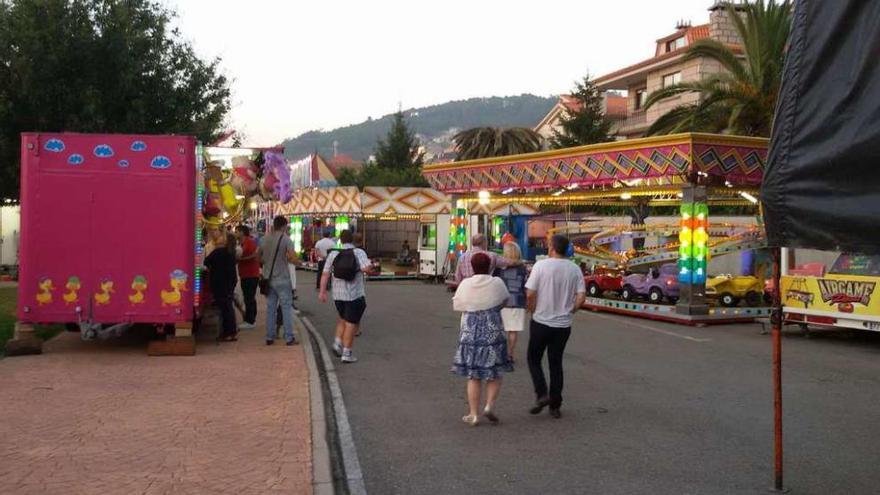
[745,291,762,307]
[588,283,601,297]
[720,292,739,307]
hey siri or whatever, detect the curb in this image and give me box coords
[301,319,335,495]
[303,316,367,495]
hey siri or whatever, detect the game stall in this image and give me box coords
[8,132,276,355]
[422,132,772,325]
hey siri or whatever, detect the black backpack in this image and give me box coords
[332,249,361,281]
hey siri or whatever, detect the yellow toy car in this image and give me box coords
[705,275,765,307]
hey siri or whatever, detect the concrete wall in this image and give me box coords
[363,220,419,258]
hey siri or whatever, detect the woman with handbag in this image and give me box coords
[258,216,299,346]
[494,242,528,363]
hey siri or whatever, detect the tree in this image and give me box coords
[337,111,428,188]
[374,111,424,170]
[644,0,792,137]
[549,73,613,148]
[0,0,231,199]
[452,127,543,160]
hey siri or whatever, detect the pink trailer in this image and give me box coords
[17,133,198,339]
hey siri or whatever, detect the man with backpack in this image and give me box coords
[319,229,372,363]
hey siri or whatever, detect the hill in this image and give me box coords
[281,94,556,161]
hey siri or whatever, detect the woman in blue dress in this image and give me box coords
[451,253,513,426]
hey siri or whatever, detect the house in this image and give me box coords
[593,1,744,138]
[534,93,628,142]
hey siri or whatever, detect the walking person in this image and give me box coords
[451,253,513,426]
[454,233,510,284]
[525,234,586,419]
[319,229,371,363]
[314,230,336,290]
[259,215,299,346]
[235,225,260,329]
[494,242,528,363]
[204,233,239,342]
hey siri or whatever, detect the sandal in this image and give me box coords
[483,407,500,424]
[461,414,479,427]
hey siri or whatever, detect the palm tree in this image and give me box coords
[644,0,792,137]
[452,127,544,161]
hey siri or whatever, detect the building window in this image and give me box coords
[634,89,648,110]
[663,72,682,88]
[666,36,686,52]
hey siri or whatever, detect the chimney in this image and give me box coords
[708,1,745,46]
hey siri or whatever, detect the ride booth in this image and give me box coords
[422,133,773,325]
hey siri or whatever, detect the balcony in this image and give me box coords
[614,111,649,135]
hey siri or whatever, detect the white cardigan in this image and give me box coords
[452,275,509,312]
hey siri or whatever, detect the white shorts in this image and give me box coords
[501,308,528,332]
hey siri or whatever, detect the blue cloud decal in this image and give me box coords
[150,156,171,169]
[117,160,130,168]
[68,154,84,165]
[131,141,147,152]
[93,144,114,158]
[44,139,65,152]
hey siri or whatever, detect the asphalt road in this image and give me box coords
[297,272,880,495]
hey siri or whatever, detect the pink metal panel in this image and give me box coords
[17,133,196,324]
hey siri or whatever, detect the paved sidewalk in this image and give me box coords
[0,301,313,495]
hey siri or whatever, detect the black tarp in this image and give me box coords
[762,0,880,253]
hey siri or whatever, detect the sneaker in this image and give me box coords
[266,339,274,346]
[341,352,358,363]
[549,407,562,419]
[529,397,550,415]
[285,339,298,346]
[332,341,343,357]
[293,308,302,315]
[239,322,255,330]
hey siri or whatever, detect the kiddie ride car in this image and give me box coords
[621,263,680,304]
[584,266,624,297]
[705,274,765,307]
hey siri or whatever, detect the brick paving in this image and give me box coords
[0,299,312,495]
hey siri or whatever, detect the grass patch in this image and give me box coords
[0,287,63,355]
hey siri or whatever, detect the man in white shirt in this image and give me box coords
[525,234,586,419]
[319,230,372,363]
[314,230,337,290]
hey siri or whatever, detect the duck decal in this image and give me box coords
[94,278,115,306]
[63,276,81,305]
[161,270,188,307]
[36,277,56,306]
[129,275,148,305]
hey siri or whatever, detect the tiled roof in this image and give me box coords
[686,24,710,43]
[595,24,723,86]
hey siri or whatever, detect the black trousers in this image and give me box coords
[214,291,237,338]
[241,277,258,324]
[316,259,326,288]
[527,319,572,408]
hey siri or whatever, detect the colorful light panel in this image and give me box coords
[290,216,303,254]
[678,201,709,284]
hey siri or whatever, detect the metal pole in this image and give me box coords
[770,246,786,492]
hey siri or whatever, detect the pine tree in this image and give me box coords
[337,111,428,188]
[374,111,424,170]
[549,73,613,149]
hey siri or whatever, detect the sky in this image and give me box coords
[165,0,714,146]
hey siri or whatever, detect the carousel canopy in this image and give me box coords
[422,133,767,194]
[274,186,540,217]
